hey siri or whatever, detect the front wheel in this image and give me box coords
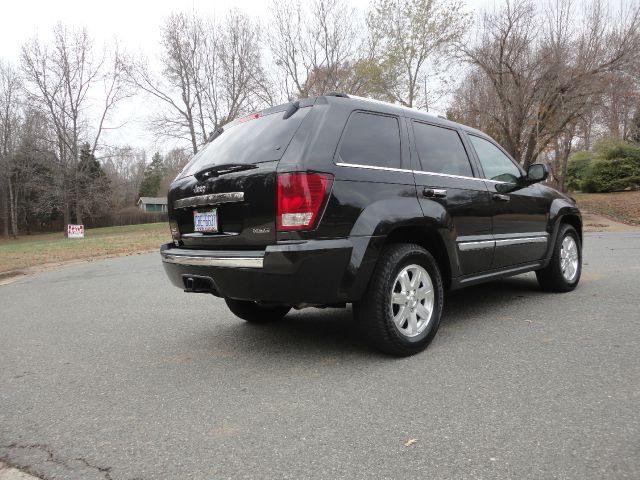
[225,298,291,323]
[354,243,444,356]
[536,224,582,292]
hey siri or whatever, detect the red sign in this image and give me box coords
[67,224,85,239]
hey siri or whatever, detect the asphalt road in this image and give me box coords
[1,232,639,480]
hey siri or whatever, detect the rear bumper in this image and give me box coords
[160,239,357,304]
[162,250,264,269]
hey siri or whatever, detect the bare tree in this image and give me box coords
[454,0,640,173]
[21,24,130,227]
[268,0,365,99]
[367,0,469,108]
[102,146,147,209]
[129,10,267,155]
[158,147,190,196]
[0,61,22,237]
[599,70,640,140]
[14,108,57,234]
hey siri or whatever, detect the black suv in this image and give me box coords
[161,94,582,356]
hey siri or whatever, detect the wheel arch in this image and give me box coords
[383,226,454,290]
[340,194,458,301]
[559,213,583,244]
[543,200,583,266]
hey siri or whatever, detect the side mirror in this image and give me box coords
[526,163,549,184]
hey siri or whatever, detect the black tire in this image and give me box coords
[354,243,444,356]
[225,298,291,323]
[536,224,582,292]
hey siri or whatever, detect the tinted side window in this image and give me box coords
[338,112,401,168]
[412,122,473,177]
[469,135,521,182]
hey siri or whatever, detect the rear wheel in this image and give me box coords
[225,298,291,323]
[536,224,582,292]
[354,243,444,356]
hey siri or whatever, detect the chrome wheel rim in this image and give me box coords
[560,235,579,282]
[390,264,434,338]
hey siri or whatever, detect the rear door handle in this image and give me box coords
[493,193,510,202]
[423,188,447,198]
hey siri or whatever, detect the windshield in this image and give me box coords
[178,108,310,179]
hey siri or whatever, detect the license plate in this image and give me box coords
[193,209,218,233]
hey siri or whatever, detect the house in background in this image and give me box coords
[137,197,168,213]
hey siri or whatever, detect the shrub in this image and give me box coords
[568,140,640,192]
[586,157,640,193]
[566,151,594,191]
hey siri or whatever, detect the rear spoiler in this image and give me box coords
[208,97,317,143]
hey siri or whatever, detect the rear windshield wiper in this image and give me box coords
[194,163,258,181]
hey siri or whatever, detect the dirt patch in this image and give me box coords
[581,213,640,232]
[0,270,25,281]
[574,191,640,226]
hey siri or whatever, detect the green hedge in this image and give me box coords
[567,140,640,193]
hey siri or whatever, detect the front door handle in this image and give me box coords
[423,188,447,198]
[493,193,510,202]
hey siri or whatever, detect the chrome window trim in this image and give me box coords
[174,192,245,209]
[413,169,486,182]
[335,161,512,184]
[335,162,412,174]
[161,253,263,269]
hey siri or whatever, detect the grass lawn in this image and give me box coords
[574,191,640,226]
[0,223,170,274]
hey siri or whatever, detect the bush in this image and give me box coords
[568,140,640,193]
[87,206,166,228]
[586,157,640,193]
[566,151,594,191]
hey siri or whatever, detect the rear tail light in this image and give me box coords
[277,173,333,231]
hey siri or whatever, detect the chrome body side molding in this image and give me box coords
[458,234,548,252]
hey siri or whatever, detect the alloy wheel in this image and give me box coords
[390,264,434,338]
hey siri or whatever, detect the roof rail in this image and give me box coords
[325,92,349,98]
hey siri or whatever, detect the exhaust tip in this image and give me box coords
[182,275,218,294]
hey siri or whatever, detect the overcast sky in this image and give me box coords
[1,0,494,155]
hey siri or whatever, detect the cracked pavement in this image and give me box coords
[1,231,639,479]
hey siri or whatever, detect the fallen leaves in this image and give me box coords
[575,191,640,226]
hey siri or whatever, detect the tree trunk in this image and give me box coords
[75,199,83,225]
[8,179,17,238]
[559,146,571,193]
[1,183,8,238]
[63,203,70,236]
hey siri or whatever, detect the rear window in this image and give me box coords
[338,112,401,168]
[412,122,473,177]
[178,108,309,179]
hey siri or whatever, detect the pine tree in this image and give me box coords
[76,143,110,222]
[138,152,166,198]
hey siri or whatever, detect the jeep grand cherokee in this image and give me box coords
[161,93,582,356]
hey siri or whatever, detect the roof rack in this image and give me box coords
[323,93,449,120]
